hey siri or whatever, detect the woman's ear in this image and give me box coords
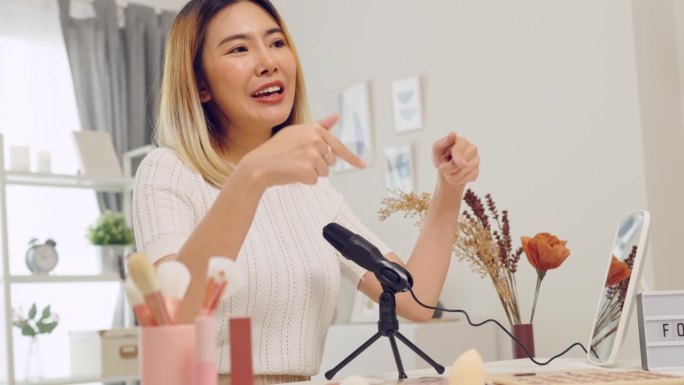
[198,75,212,103]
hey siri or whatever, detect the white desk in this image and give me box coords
[316,319,498,380]
[293,357,684,384]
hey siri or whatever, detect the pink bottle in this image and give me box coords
[195,315,218,385]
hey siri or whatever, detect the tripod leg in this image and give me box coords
[325,332,383,380]
[387,332,408,379]
[394,331,445,374]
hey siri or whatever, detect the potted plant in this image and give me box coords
[12,303,59,380]
[87,210,134,274]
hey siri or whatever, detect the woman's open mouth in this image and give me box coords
[252,85,283,98]
[251,81,286,104]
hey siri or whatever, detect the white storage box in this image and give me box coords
[69,328,139,377]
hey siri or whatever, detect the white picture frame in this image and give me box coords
[392,77,423,133]
[350,291,379,324]
[384,145,414,193]
[327,82,375,172]
[71,131,123,177]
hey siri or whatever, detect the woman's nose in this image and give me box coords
[256,49,278,76]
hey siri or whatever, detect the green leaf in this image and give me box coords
[41,305,51,321]
[37,320,58,334]
[12,320,24,328]
[21,324,36,337]
[87,211,133,245]
[28,304,37,320]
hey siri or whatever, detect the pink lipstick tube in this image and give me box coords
[140,324,196,385]
[195,315,218,385]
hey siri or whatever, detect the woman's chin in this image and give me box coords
[259,113,291,130]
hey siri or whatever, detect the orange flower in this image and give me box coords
[522,232,571,323]
[605,255,631,287]
[521,233,570,273]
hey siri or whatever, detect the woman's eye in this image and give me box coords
[272,39,286,48]
[228,45,247,54]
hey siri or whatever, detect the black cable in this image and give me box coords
[408,287,588,366]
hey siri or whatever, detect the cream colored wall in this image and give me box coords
[634,0,684,294]
[272,0,653,361]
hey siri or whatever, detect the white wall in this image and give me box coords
[272,0,652,361]
[634,0,684,293]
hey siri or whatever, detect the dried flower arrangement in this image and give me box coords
[379,188,570,326]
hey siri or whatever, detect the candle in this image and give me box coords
[36,151,51,173]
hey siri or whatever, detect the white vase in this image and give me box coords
[24,336,43,381]
[96,245,130,275]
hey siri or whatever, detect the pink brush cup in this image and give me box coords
[140,324,196,385]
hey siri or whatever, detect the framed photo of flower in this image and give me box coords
[350,292,378,323]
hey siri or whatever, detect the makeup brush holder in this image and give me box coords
[140,324,196,385]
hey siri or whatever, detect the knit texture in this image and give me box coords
[132,148,392,376]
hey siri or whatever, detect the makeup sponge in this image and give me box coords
[449,348,486,385]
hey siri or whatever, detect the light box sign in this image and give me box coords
[637,291,684,371]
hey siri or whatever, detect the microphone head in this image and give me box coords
[323,223,353,252]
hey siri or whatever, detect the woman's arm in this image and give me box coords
[151,115,363,323]
[358,133,479,322]
[164,165,266,323]
[358,180,464,322]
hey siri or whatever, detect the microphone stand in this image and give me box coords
[324,285,445,380]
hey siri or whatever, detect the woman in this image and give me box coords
[132,0,480,384]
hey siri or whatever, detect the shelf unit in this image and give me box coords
[1,373,139,385]
[0,135,153,385]
[7,275,122,284]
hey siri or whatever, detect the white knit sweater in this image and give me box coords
[132,148,392,376]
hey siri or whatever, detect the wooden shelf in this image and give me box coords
[2,373,139,385]
[7,274,121,284]
[4,172,132,192]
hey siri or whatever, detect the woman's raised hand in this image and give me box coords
[240,114,366,187]
[432,131,480,187]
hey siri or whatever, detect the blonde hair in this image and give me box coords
[155,0,310,187]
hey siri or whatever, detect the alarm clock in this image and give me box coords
[25,238,58,275]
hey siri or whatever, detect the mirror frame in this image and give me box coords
[586,210,651,366]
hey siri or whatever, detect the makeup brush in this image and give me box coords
[218,257,246,301]
[201,257,228,315]
[123,279,156,326]
[157,260,191,324]
[127,252,172,325]
[202,256,246,315]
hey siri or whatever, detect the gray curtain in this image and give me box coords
[57,0,175,212]
[57,0,176,347]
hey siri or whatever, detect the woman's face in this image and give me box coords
[200,1,297,133]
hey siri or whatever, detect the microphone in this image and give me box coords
[322,223,413,293]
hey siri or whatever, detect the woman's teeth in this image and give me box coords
[253,86,283,97]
